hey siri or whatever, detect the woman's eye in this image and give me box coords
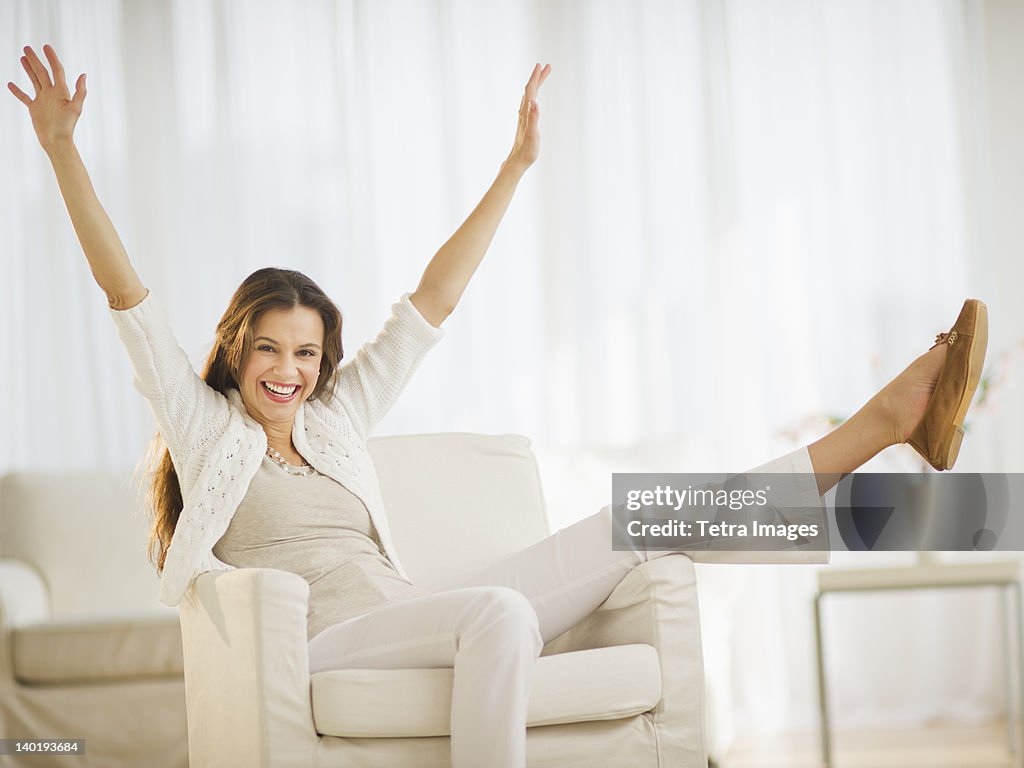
[300,350,316,357]
[258,345,274,352]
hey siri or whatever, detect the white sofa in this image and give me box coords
[1,433,708,767]
[0,472,187,768]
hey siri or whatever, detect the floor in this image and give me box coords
[720,722,1022,768]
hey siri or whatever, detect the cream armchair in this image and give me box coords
[180,433,708,767]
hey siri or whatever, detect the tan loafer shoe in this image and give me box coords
[907,299,988,471]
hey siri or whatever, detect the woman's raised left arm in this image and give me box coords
[409,63,551,327]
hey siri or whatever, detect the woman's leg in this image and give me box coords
[307,586,543,768]
[456,447,818,643]
[455,503,645,643]
[459,341,952,643]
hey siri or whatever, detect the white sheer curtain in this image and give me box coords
[3,0,1017,745]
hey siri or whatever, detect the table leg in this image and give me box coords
[815,592,832,768]
[1013,581,1024,767]
[1003,584,1016,756]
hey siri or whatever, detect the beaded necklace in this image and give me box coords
[265,446,316,477]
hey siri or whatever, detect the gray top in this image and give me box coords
[213,455,429,641]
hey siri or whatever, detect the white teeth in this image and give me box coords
[263,382,298,396]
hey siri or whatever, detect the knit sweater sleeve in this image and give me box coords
[108,291,230,454]
[329,293,444,438]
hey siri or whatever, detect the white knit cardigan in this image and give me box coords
[109,290,444,607]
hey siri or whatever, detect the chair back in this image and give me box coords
[367,433,551,590]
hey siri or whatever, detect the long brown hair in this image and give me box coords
[143,268,344,574]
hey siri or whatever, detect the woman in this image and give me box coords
[9,44,986,768]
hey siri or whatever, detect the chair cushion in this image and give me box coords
[12,615,184,685]
[311,643,661,738]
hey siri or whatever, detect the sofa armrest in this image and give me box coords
[0,559,49,629]
[178,568,318,768]
[0,559,50,684]
[540,554,707,766]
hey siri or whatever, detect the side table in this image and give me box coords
[814,560,1024,767]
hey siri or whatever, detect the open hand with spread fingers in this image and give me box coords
[505,63,551,173]
[8,44,87,151]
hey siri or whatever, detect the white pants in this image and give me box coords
[307,446,817,768]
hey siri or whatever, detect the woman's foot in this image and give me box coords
[808,299,988,489]
[865,342,949,447]
[807,342,947,495]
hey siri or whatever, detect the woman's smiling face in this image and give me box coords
[239,305,325,427]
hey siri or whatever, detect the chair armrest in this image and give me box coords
[0,559,50,684]
[540,554,707,766]
[178,568,318,768]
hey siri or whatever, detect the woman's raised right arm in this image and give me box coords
[8,44,146,310]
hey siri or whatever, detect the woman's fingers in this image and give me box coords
[7,81,32,107]
[20,56,42,94]
[520,64,550,121]
[506,65,549,169]
[43,44,68,93]
[71,73,87,111]
[524,63,541,99]
[524,63,551,102]
[23,46,53,89]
